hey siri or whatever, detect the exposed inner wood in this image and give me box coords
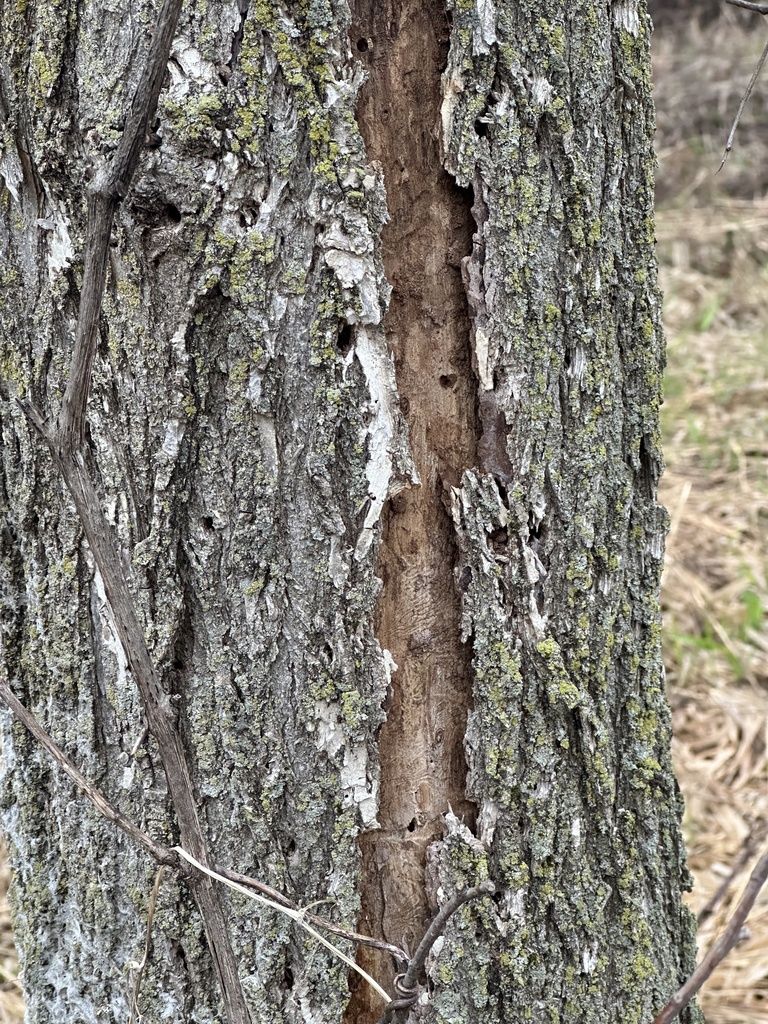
[346,2,477,1018]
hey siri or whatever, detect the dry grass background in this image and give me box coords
[654,5,768,1021]
[1,7,767,1023]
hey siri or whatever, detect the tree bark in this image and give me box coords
[0,1,700,1023]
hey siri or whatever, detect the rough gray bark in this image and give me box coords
[0,2,700,1024]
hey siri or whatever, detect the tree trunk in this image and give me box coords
[0,1,700,1022]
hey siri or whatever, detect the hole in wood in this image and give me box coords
[337,322,353,354]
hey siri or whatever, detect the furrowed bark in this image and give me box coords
[0,0,701,1021]
[32,442,252,1024]
[10,0,252,1015]
[1,1,404,1019]
[425,2,702,1020]
[0,673,176,867]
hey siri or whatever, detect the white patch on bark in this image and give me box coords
[613,2,640,36]
[475,326,493,390]
[0,146,22,204]
[382,647,398,681]
[37,209,74,278]
[310,700,345,759]
[583,944,599,974]
[320,221,381,325]
[255,416,278,479]
[92,565,131,699]
[568,345,587,382]
[354,326,416,560]
[170,43,209,82]
[530,75,554,108]
[168,38,219,94]
[504,888,525,922]
[645,532,664,559]
[599,573,614,596]
[161,418,185,459]
[310,704,378,826]
[473,0,498,55]
[527,592,548,634]
[247,370,262,405]
[478,796,500,844]
[340,744,378,827]
[522,545,543,586]
[1,143,74,278]
[295,975,325,1024]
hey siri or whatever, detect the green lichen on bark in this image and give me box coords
[2,0,702,1020]
[430,1,702,1021]
[0,0,404,1021]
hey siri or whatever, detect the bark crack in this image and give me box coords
[346,2,479,1019]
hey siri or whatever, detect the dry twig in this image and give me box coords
[0,672,176,867]
[652,846,768,1024]
[376,880,496,1024]
[725,0,768,12]
[719,1,768,170]
[0,661,471,1009]
[127,866,168,1024]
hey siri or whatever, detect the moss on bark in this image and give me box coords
[0,0,699,1022]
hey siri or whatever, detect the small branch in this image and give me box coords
[18,0,252,1017]
[725,0,768,12]
[176,847,393,1007]
[0,673,410,989]
[652,845,768,1024]
[218,864,409,968]
[0,660,497,1020]
[39,446,251,1024]
[377,880,496,1024]
[57,0,185,453]
[128,865,168,1024]
[718,31,768,172]
[697,825,767,926]
[0,673,176,867]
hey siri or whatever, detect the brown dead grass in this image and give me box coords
[655,7,768,1022]
[0,9,767,1024]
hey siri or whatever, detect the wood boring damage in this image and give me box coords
[0,0,703,1022]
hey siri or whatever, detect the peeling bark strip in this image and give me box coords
[348,0,478,1017]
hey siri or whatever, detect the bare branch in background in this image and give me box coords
[719,1,768,169]
[725,0,768,13]
[652,846,768,1024]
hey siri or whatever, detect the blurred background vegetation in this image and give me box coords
[651,3,768,1021]
[1,5,768,1021]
